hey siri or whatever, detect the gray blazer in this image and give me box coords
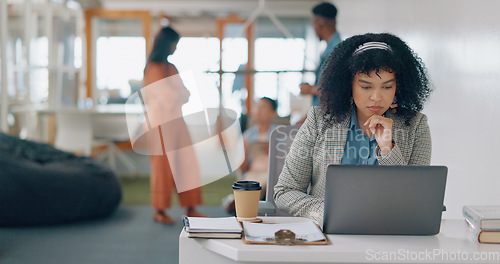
[273,106,432,224]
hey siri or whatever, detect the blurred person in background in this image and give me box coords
[298,2,341,123]
[143,27,206,224]
[223,97,278,214]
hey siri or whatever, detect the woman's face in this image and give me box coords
[352,69,396,120]
[252,99,276,124]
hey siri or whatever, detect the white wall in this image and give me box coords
[334,0,500,218]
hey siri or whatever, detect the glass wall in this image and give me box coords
[204,16,319,119]
[93,18,146,103]
[95,36,146,100]
[169,37,220,115]
[3,0,83,137]
[6,1,82,106]
[254,37,306,116]
[89,14,318,122]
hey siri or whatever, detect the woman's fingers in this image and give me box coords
[364,115,394,154]
[363,115,393,130]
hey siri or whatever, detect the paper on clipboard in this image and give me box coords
[242,221,327,243]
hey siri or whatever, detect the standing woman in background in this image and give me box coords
[143,27,205,224]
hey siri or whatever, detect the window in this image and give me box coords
[95,36,146,99]
[214,16,317,118]
[169,37,221,116]
[85,10,151,104]
[254,37,306,116]
[5,4,82,105]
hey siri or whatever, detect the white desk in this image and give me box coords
[179,217,500,264]
[10,104,144,143]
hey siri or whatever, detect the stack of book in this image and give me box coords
[463,205,500,243]
[183,216,243,239]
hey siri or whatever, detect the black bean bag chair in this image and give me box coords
[0,133,122,226]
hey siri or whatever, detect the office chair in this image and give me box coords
[92,113,140,176]
[54,111,93,156]
[257,124,300,216]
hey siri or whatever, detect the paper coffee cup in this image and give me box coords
[232,181,262,221]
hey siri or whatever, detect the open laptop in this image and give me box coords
[323,165,447,235]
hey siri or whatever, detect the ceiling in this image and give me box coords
[97,0,320,18]
[7,0,320,19]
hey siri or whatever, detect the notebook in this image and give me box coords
[183,217,243,239]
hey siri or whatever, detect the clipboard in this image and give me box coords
[241,222,331,245]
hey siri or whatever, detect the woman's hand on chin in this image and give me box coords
[364,115,393,155]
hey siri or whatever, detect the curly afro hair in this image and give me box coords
[318,33,432,126]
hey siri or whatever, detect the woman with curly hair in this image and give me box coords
[274,33,433,224]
